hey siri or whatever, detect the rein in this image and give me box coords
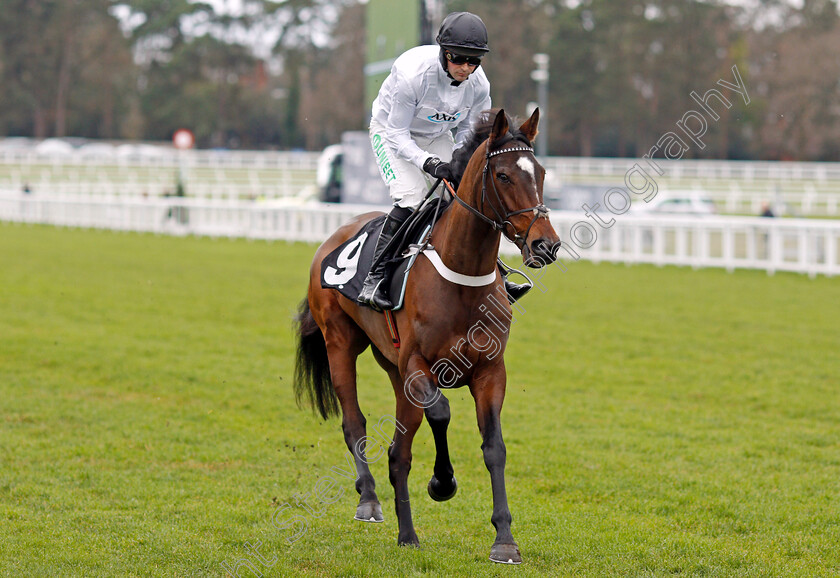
[393,142,549,290]
[448,144,550,251]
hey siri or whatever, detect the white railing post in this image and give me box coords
[797,227,809,277]
[723,223,734,273]
[767,223,779,276]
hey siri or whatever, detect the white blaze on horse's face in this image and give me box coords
[516,156,539,202]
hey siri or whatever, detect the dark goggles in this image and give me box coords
[445,50,482,66]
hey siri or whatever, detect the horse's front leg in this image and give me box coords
[373,347,456,503]
[425,391,457,501]
[471,364,521,564]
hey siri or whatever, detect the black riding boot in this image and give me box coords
[357,206,412,311]
[497,259,533,303]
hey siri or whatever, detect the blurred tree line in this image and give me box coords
[0,0,838,160]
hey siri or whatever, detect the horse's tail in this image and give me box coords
[294,298,340,420]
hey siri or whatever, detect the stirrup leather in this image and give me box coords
[497,259,533,303]
[357,209,410,310]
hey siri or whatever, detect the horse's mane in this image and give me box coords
[450,108,532,183]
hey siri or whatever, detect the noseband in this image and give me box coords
[450,144,550,251]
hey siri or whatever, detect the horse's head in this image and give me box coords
[477,108,560,267]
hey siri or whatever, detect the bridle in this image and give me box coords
[449,142,550,252]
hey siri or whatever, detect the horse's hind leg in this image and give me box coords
[323,319,384,522]
[382,353,441,547]
[387,393,425,546]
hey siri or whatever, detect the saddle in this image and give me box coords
[321,198,449,311]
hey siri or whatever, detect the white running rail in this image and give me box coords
[1,191,838,277]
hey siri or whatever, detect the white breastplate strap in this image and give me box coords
[421,249,497,287]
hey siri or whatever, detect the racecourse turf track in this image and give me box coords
[1,224,838,577]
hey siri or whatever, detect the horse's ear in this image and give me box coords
[519,107,540,145]
[488,108,509,147]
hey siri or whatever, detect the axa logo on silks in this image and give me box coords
[427,111,461,123]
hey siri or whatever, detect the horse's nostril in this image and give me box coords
[531,239,558,263]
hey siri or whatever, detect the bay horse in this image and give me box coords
[294,108,560,564]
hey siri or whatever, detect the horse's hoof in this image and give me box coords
[489,543,522,564]
[397,534,420,548]
[427,475,457,502]
[353,501,384,523]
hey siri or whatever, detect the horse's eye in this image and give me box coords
[497,173,510,184]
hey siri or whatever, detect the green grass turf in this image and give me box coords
[1,224,838,577]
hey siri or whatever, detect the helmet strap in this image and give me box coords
[439,48,463,87]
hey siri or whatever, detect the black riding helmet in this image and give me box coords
[436,12,489,56]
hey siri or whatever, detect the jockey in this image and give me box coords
[359,11,530,311]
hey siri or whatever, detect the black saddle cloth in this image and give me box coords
[320,198,449,310]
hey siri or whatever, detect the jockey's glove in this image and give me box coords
[423,157,454,181]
